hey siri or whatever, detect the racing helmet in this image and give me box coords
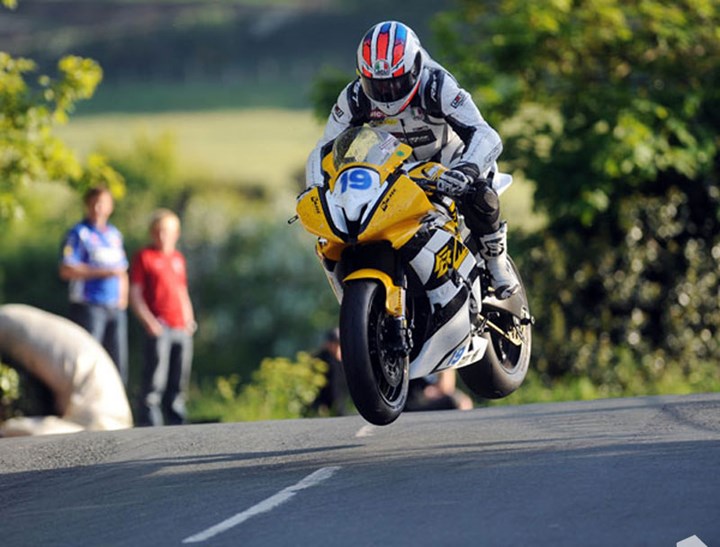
[356,21,424,116]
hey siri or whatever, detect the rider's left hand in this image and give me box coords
[437,169,471,197]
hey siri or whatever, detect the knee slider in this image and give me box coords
[470,184,499,216]
[460,182,500,235]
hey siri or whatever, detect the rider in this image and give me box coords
[305,20,518,299]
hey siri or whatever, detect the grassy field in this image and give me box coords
[58,109,324,190]
[58,108,544,230]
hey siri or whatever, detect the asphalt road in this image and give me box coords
[1,392,718,547]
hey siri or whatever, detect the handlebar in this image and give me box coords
[414,176,493,198]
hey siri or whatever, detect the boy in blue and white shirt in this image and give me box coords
[60,186,129,385]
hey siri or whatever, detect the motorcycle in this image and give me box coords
[295,126,532,425]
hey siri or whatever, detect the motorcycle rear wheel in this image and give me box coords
[340,280,409,425]
[459,258,532,399]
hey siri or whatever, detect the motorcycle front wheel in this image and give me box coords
[339,280,409,425]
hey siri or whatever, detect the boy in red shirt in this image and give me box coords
[129,209,196,426]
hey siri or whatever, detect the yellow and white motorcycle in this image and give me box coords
[296,127,532,425]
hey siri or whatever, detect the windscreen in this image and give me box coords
[332,127,402,170]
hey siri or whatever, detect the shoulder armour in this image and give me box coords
[344,79,373,124]
[421,68,446,117]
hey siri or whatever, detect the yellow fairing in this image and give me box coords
[296,142,438,261]
[296,163,436,254]
[296,187,343,243]
[358,175,435,249]
[344,269,405,317]
[315,238,344,262]
[406,162,447,181]
[321,152,337,184]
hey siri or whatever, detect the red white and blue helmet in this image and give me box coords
[356,21,424,116]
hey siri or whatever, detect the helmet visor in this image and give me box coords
[361,71,418,104]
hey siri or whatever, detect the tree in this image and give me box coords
[1,1,128,415]
[0,2,123,224]
[434,1,720,389]
[436,0,718,225]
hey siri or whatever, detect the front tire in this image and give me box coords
[340,280,409,425]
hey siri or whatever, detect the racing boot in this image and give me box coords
[477,221,519,300]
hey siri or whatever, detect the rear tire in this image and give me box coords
[340,280,409,425]
[459,258,531,399]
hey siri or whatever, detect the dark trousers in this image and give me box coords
[137,327,193,426]
[69,302,128,385]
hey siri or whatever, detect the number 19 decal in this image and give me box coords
[337,168,379,193]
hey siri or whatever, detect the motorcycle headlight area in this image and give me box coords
[327,167,384,232]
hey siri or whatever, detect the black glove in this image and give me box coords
[436,169,471,197]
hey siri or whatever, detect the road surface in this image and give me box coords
[1,393,718,546]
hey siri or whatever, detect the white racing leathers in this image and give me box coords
[306,55,503,188]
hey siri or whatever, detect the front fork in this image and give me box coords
[343,269,413,359]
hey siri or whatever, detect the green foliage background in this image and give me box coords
[432,0,720,397]
[1,0,719,421]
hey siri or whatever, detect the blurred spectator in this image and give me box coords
[405,369,473,412]
[129,209,195,426]
[312,328,350,416]
[59,185,129,385]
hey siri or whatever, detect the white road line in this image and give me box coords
[182,466,341,544]
[355,424,375,438]
[677,536,707,547]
